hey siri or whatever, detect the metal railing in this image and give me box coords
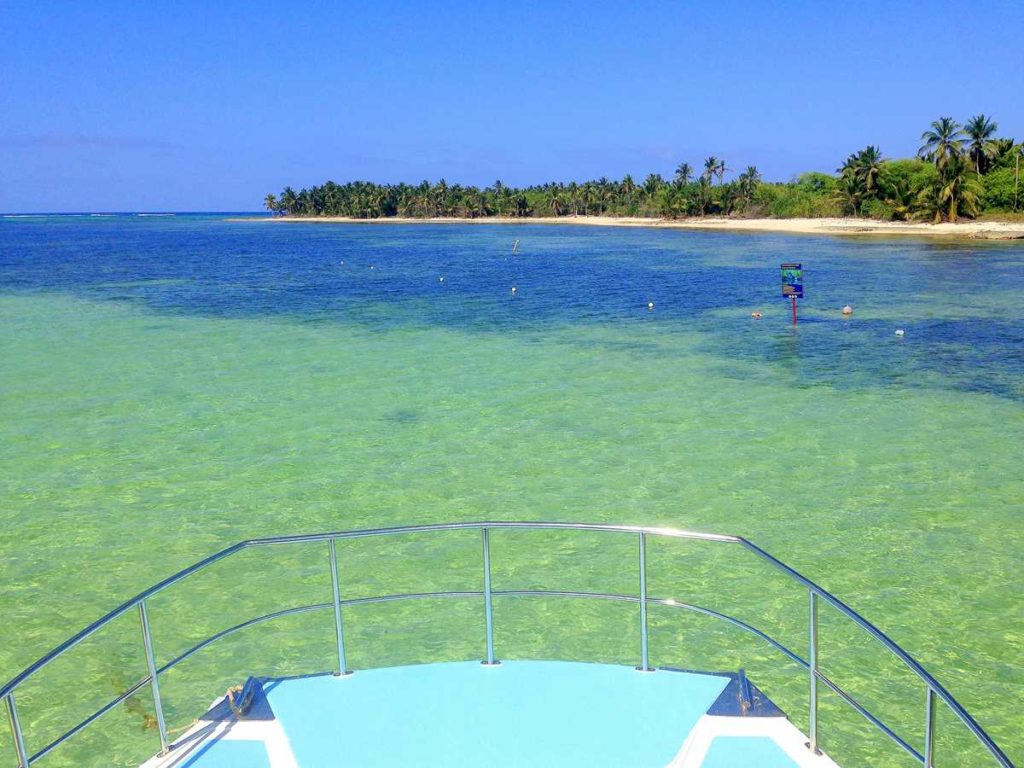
[0,522,1014,767]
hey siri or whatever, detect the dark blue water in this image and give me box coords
[3,214,1023,400]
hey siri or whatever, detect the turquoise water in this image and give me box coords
[0,215,1021,766]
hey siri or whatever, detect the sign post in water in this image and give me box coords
[781,263,803,325]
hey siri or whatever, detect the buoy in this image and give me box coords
[647,302,655,310]
[370,265,375,270]
[751,311,762,319]
[340,260,345,265]
[511,286,517,295]
[895,329,905,337]
[842,305,853,316]
[439,276,445,283]
[512,239,520,254]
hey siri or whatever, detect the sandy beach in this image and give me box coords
[232,215,1024,239]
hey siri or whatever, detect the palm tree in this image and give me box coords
[918,153,981,222]
[715,159,727,186]
[695,180,713,215]
[368,187,387,218]
[546,186,564,216]
[836,147,885,212]
[567,181,581,216]
[885,178,915,222]
[264,193,278,214]
[296,189,313,216]
[964,113,999,174]
[474,190,489,218]
[514,194,530,217]
[491,180,505,216]
[643,173,663,197]
[1016,145,1023,211]
[919,117,964,172]
[597,177,611,214]
[834,165,863,216]
[280,187,298,215]
[415,181,432,217]
[989,138,1015,163]
[397,187,416,217]
[499,186,513,218]
[702,157,718,185]
[674,162,692,186]
[940,155,982,221]
[737,166,761,203]
[433,179,449,216]
[621,174,636,208]
[446,183,464,217]
[856,146,885,197]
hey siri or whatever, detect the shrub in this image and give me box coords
[860,198,897,220]
[980,167,1020,211]
[755,181,840,218]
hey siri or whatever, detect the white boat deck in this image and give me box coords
[143,661,840,768]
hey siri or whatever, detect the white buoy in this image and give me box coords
[511,286,517,295]
[842,305,853,316]
[895,329,905,337]
[647,302,655,310]
[340,260,345,265]
[439,276,445,283]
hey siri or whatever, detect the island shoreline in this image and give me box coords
[227,215,1024,240]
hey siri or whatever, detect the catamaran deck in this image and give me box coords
[145,661,837,768]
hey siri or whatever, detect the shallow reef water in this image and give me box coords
[0,215,1021,766]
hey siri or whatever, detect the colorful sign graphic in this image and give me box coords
[781,263,803,298]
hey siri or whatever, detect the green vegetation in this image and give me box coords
[266,116,1023,222]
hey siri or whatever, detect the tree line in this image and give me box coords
[265,116,1022,223]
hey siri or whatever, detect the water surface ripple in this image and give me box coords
[1,216,1021,766]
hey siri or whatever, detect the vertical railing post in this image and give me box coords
[637,532,653,672]
[5,693,30,768]
[808,589,819,754]
[482,527,499,665]
[328,539,350,676]
[924,687,936,767]
[138,600,169,755]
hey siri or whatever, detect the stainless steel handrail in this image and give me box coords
[0,522,1014,768]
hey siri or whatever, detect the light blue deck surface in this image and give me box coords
[181,739,271,768]
[265,661,729,767]
[701,736,798,767]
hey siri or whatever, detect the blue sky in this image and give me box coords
[1,0,1022,212]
